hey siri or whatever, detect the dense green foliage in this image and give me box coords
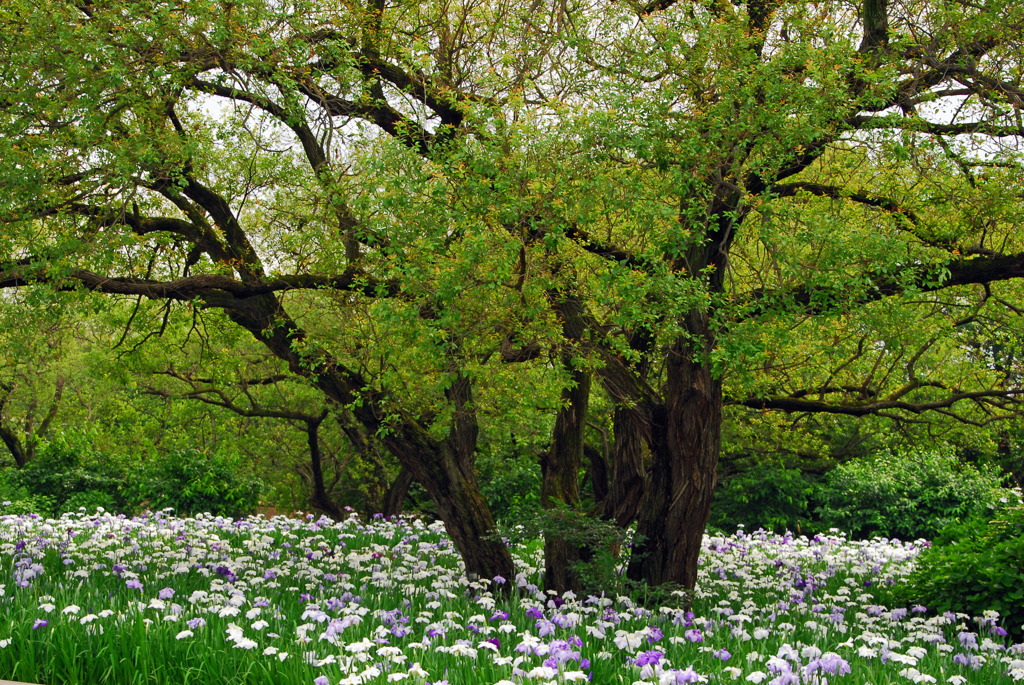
[708,447,1009,540]
[708,466,819,535]
[815,450,1004,540]
[0,431,261,519]
[479,451,543,523]
[0,430,127,517]
[893,496,1024,639]
[126,448,263,519]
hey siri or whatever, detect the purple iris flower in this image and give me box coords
[661,666,704,684]
[537,619,557,637]
[958,632,979,650]
[805,653,851,677]
[954,653,982,670]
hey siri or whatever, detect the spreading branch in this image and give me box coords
[737,251,1024,321]
[0,264,400,302]
[733,388,1023,422]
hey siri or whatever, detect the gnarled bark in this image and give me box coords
[541,289,596,593]
[541,362,591,593]
[627,336,721,593]
[607,405,649,528]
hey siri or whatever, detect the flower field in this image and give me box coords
[0,508,1020,684]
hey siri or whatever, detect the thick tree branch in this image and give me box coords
[858,0,889,53]
[851,114,1024,138]
[354,54,467,128]
[313,90,436,156]
[772,182,920,224]
[0,264,399,301]
[178,178,265,281]
[738,251,1024,320]
[732,388,1023,420]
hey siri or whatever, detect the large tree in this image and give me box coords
[3,0,1024,593]
[559,0,1024,590]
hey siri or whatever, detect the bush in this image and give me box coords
[5,431,127,517]
[0,476,55,517]
[126,448,262,518]
[709,466,819,534]
[893,492,1024,639]
[477,450,541,523]
[815,449,1004,540]
[63,489,120,514]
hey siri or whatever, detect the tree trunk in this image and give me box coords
[542,287,598,594]
[584,444,608,505]
[595,326,655,529]
[0,424,27,468]
[541,363,591,593]
[0,386,28,468]
[624,189,738,593]
[382,466,413,516]
[306,413,346,520]
[627,329,721,594]
[607,406,648,528]
[382,427,513,582]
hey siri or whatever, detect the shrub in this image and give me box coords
[6,431,127,517]
[0,476,54,517]
[709,466,819,534]
[126,448,262,519]
[477,450,541,523]
[815,449,1004,540]
[893,492,1024,639]
[63,489,120,514]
